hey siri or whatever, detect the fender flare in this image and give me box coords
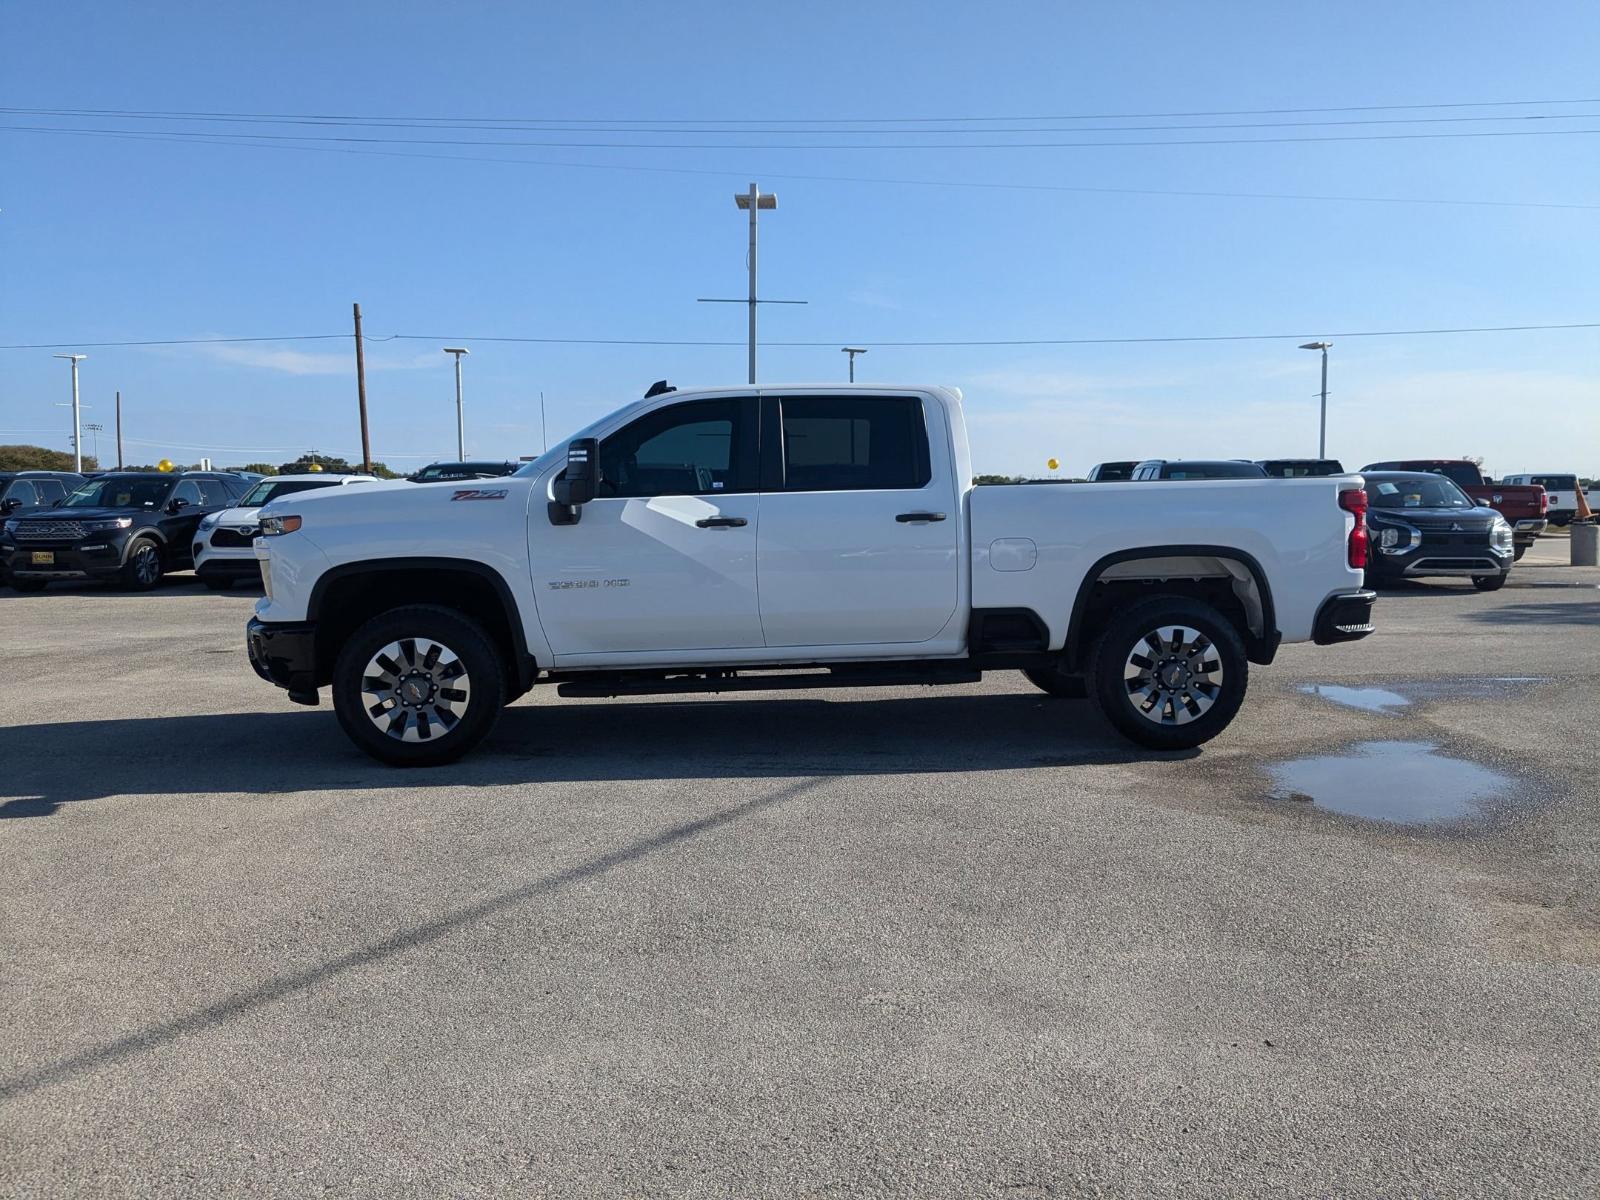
[1063,544,1279,668]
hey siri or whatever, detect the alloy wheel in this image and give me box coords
[1123,624,1224,726]
[360,637,473,742]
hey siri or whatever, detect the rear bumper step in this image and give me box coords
[1312,589,1377,645]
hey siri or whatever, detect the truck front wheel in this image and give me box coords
[332,604,506,767]
[1086,596,1249,751]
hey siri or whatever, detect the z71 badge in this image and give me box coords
[451,488,509,501]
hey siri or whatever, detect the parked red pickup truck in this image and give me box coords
[1362,460,1547,559]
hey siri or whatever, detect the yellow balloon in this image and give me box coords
[157,458,174,473]
[306,461,324,472]
[1047,458,1059,471]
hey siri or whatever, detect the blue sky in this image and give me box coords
[2,0,1596,476]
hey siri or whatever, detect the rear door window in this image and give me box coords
[779,396,931,492]
[5,480,39,506]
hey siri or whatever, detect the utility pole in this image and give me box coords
[842,347,867,382]
[115,390,124,468]
[354,303,372,473]
[540,391,548,454]
[1299,342,1332,458]
[52,354,88,472]
[443,348,470,459]
[697,183,805,385]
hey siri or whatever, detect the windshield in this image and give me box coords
[1531,475,1576,490]
[1367,477,1474,510]
[241,479,339,506]
[62,477,173,509]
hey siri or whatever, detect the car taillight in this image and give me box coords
[1339,487,1369,569]
[1540,489,1549,514]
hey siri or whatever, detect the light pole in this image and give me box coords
[1299,342,1332,458]
[52,354,88,471]
[842,347,867,382]
[443,347,470,460]
[84,422,104,465]
[698,183,806,385]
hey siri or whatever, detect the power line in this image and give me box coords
[8,121,1600,150]
[8,126,1596,212]
[8,108,1600,135]
[7,321,1594,353]
[8,97,1599,124]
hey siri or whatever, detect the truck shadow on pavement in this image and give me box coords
[1,692,1186,820]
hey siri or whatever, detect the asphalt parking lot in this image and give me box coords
[3,535,1598,1198]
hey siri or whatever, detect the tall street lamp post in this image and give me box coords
[1299,342,1332,458]
[842,347,867,382]
[52,353,88,471]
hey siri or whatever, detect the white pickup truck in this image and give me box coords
[247,383,1376,766]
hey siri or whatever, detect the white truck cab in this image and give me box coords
[247,383,1376,765]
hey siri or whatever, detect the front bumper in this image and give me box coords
[246,617,320,705]
[197,556,263,582]
[1313,589,1377,644]
[1,539,127,580]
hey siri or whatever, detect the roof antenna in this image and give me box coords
[643,380,676,399]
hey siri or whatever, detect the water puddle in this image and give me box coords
[1299,684,1408,714]
[1267,740,1516,825]
[1302,676,1549,713]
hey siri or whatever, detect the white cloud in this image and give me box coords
[194,343,439,376]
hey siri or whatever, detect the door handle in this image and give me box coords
[695,516,748,529]
[895,511,947,523]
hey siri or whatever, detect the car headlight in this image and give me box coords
[199,513,221,531]
[2,518,16,535]
[1371,518,1420,555]
[260,514,302,536]
[1491,516,1514,554]
[82,516,135,532]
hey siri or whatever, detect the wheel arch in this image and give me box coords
[1063,545,1279,669]
[308,558,535,691]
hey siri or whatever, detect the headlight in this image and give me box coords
[2,518,16,535]
[82,516,134,532]
[1491,517,1514,554]
[260,514,303,536]
[199,513,221,531]
[1372,518,1420,555]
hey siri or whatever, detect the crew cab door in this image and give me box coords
[531,395,765,656]
[756,393,962,648]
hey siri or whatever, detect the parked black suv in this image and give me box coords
[1362,471,1514,591]
[0,470,83,516]
[1,471,247,591]
[407,461,521,483]
[1255,458,1345,478]
[1131,459,1268,480]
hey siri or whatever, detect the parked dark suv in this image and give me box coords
[0,470,84,517]
[1,471,247,591]
[407,461,521,483]
[1131,459,1268,480]
[1255,458,1345,478]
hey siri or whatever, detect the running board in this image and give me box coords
[552,664,982,698]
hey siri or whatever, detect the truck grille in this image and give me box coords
[12,521,87,541]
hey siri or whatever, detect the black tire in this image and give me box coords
[1472,572,1508,592]
[1550,516,1570,528]
[8,577,47,593]
[201,576,233,591]
[120,538,163,591]
[1087,595,1249,751]
[1021,663,1088,699]
[1512,544,1527,562]
[332,604,506,767]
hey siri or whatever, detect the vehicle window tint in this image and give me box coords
[35,479,67,503]
[780,396,929,492]
[172,479,203,506]
[194,479,236,506]
[1532,475,1575,489]
[1433,464,1478,486]
[597,398,755,498]
[5,480,39,505]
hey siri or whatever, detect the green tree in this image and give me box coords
[0,444,100,472]
[972,473,1026,485]
[234,463,279,476]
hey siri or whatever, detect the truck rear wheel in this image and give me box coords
[1087,596,1248,751]
[332,604,506,767]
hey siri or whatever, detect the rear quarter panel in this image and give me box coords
[969,477,1365,646]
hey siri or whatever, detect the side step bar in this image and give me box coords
[552,663,983,699]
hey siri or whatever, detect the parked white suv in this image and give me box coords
[195,473,377,589]
[247,384,1376,765]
